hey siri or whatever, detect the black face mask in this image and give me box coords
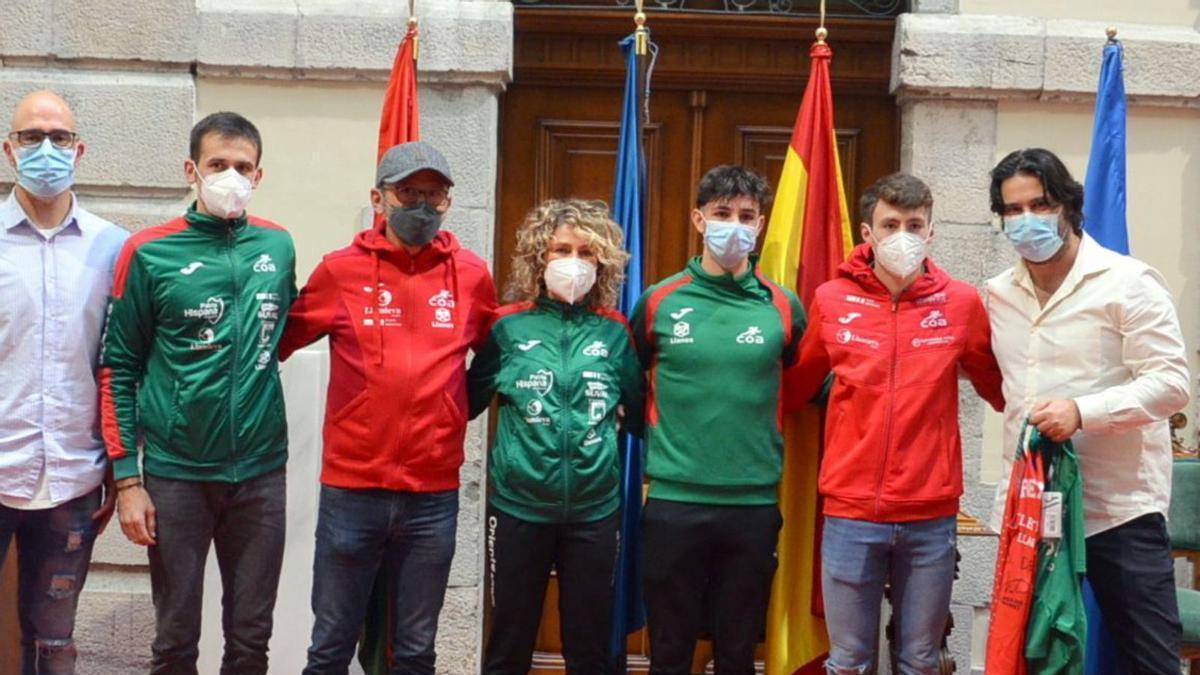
[386,203,444,246]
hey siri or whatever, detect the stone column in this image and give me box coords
[0,1,512,672]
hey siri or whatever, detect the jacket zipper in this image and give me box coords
[875,299,900,517]
[560,310,572,521]
[227,229,241,479]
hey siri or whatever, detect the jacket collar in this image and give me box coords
[185,202,247,235]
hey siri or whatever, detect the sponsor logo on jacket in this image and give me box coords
[911,335,956,348]
[582,341,609,358]
[919,309,948,329]
[669,318,694,344]
[429,290,456,329]
[180,261,204,275]
[834,328,880,349]
[516,369,554,397]
[736,326,765,345]
[253,254,277,273]
[185,297,225,324]
[837,312,861,324]
[844,294,882,309]
[915,291,947,306]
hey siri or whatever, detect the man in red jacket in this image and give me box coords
[785,173,1004,674]
[281,141,497,674]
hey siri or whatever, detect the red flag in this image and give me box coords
[377,23,420,160]
[986,432,1046,675]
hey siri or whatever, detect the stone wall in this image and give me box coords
[0,1,511,673]
[895,8,1200,673]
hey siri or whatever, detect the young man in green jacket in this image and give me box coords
[632,165,805,675]
[100,112,296,674]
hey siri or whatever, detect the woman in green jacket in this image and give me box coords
[468,199,643,675]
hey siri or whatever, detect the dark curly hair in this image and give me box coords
[989,148,1084,235]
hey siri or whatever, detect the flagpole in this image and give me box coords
[408,0,419,64]
[816,0,827,43]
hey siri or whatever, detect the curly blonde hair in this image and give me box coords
[506,199,630,309]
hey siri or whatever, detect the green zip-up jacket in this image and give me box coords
[631,256,805,506]
[467,297,644,523]
[100,206,297,482]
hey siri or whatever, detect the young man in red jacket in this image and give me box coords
[785,173,1004,674]
[280,141,497,674]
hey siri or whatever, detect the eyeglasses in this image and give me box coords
[383,184,449,208]
[7,128,79,149]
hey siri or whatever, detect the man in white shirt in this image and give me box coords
[0,90,129,674]
[985,147,1190,672]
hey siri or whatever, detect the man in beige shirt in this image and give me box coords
[985,147,1189,672]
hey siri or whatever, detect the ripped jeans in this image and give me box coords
[0,487,101,675]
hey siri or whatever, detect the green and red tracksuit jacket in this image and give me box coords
[784,243,1005,521]
[631,256,806,506]
[100,206,297,482]
[279,225,497,492]
[466,297,644,523]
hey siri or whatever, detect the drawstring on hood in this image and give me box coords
[354,218,465,366]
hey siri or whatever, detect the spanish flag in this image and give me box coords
[760,38,853,675]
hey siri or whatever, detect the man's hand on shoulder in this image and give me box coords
[1030,399,1082,442]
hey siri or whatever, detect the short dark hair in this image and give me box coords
[858,172,933,224]
[696,165,772,210]
[189,112,263,164]
[989,148,1084,234]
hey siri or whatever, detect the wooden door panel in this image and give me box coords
[495,9,898,674]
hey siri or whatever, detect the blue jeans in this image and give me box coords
[304,486,458,675]
[0,487,101,675]
[820,515,956,675]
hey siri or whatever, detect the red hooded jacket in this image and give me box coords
[785,243,1004,522]
[280,225,497,491]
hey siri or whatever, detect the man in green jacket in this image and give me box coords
[632,165,806,675]
[100,112,296,675]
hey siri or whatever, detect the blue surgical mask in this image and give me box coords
[16,138,76,199]
[704,219,758,270]
[1003,212,1064,263]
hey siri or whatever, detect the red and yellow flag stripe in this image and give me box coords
[760,40,853,675]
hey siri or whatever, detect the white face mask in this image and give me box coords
[871,230,929,278]
[197,167,253,219]
[544,257,597,304]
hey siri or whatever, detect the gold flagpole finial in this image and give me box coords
[634,0,648,57]
[1105,26,1118,41]
[816,0,828,43]
[408,1,419,64]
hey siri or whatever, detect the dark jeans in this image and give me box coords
[0,487,101,675]
[1086,512,1182,674]
[641,499,782,675]
[483,507,620,675]
[145,468,286,675]
[304,486,458,675]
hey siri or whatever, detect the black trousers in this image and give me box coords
[1086,512,1182,674]
[145,469,286,675]
[483,507,621,675]
[641,499,782,675]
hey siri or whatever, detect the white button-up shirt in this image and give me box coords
[986,233,1190,536]
[0,191,128,509]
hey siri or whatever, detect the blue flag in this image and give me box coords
[1083,40,1128,254]
[1082,37,1127,675]
[609,29,650,665]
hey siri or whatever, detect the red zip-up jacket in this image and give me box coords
[785,243,1004,522]
[280,224,497,491]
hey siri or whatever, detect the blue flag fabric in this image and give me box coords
[1082,38,1128,675]
[609,30,649,663]
[1083,41,1128,255]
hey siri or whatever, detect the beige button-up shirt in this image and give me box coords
[986,233,1190,537]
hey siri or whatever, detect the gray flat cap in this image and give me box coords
[375,140,455,187]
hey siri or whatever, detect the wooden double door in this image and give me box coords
[491,7,899,673]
